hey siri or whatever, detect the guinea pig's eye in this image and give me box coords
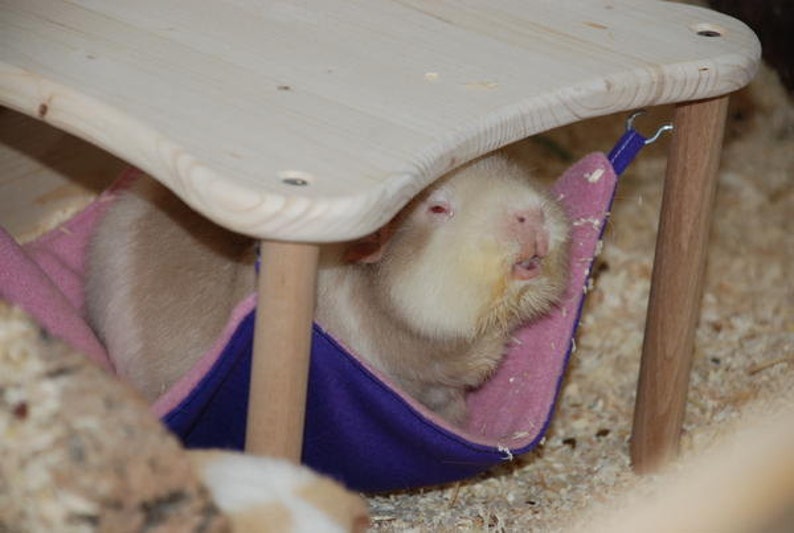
[427,201,452,218]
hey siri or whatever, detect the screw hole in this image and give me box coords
[278,170,313,186]
[692,23,725,38]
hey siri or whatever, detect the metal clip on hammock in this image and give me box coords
[608,110,674,175]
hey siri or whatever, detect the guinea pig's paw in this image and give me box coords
[189,450,369,532]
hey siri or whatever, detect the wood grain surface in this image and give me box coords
[0,0,759,241]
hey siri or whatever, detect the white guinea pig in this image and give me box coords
[86,153,570,425]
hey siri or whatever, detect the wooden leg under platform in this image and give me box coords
[245,240,320,462]
[631,96,730,473]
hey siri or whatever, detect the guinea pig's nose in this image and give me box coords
[508,208,551,281]
[510,210,549,256]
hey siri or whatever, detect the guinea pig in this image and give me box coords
[85,153,570,425]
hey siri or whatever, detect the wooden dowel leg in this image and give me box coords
[630,96,730,473]
[245,240,320,461]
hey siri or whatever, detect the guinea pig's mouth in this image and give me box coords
[512,256,542,280]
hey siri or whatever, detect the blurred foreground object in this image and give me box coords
[0,301,367,532]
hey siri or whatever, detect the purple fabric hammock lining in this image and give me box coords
[0,153,618,492]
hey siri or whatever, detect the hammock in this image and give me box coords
[2,120,661,491]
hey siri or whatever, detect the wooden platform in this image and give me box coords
[1,0,759,242]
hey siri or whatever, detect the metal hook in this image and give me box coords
[626,110,674,145]
[608,110,674,175]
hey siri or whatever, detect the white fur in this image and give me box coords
[192,451,362,532]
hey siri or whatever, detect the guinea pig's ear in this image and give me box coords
[342,223,396,264]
